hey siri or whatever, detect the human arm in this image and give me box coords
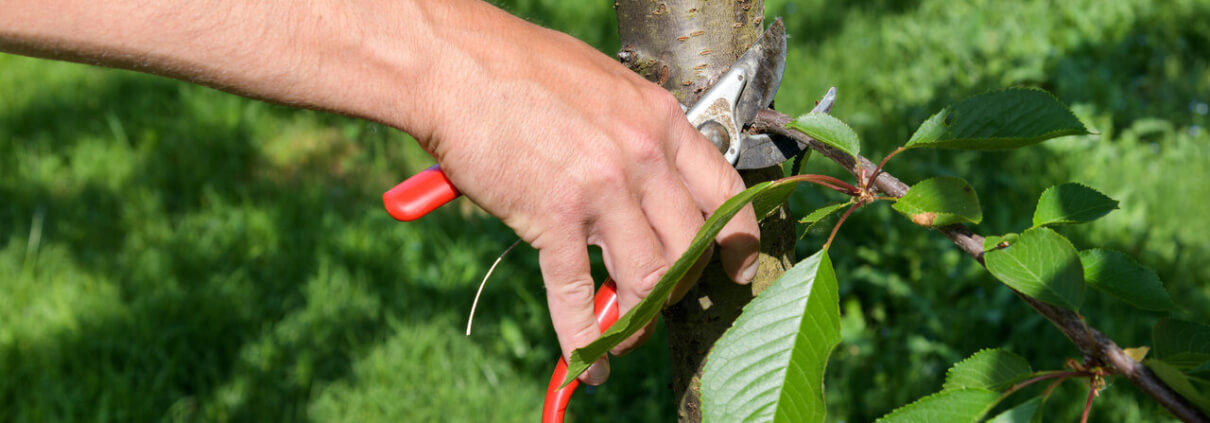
[0,0,761,385]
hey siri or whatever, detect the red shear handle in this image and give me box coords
[542,279,620,423]
[382,165,461,221]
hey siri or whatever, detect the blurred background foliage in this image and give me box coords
[1,0,1207,421]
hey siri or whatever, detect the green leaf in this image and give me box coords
[892,177,982,227]
[983,233,1018,252]
[875,389,1001,423]
[799,202,850,225]
[907,110,948,147]
[753,181,798,220]
[984,227,1084,311]
[1032,183,1119,227]
[1145,359,1210,414]
[1079,249,1175,311]
[1153,319,1210,369]
[786,112,861,158]
[562,180,774,385]
[701,249,841,423]
[904,88,1089,150]
[565,177,820,385]
[878,349,1036,423]
[943,349,1033,392]
[986,397,1044,423]
[799,202,851,239]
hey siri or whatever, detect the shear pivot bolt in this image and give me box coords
[698,120,731,155]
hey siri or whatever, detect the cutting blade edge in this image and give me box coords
[733,18,787,127]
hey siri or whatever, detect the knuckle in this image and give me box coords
[646,88,685,116]
[581,157,628,193]
[612,119,669,172]
[711,167,744,202]
[524,195,588,241]
[631,259,670,299]
[569,324,604,350]
[553,277,597,308]
[627,133,665,167]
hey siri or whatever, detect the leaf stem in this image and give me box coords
[1042,374,1078,399]
[779,174,861,196]
[1081,377,1098,423]
[866,146,906,191]
[824,203,860,249]
[1001,370,1082,398]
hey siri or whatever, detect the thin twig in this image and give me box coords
[751,107,1210,423]
[1043,377,1068,399]
[1002,370,1081,398]
[466,239,521,336]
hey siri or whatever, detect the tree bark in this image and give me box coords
[614,2,795,421]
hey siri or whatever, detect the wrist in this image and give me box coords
[295,1,440,139]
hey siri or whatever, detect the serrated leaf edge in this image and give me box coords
[1031,182,1120,228]
[904,87,1090,150]
[891,176,983,226]
[1078,248,1175,312]
[700,250,841,423]
[984,227,1084,311]
[786,112,861,158]
[942,348,1033,392]
[874,388,1002,423]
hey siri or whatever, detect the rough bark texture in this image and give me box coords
[617,0,767,104]
[614,1,794,422]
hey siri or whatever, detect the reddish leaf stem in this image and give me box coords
[779,174,861,196]
[1002,371,1082,398]
[1082,378,1098,423]
[866,146,906,191]
[823,203,860,249]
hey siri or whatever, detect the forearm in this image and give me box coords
[0,0,465,137]
[0,0,766,387]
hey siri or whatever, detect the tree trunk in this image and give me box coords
[614,2,795,421]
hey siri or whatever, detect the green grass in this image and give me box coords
[3,1,1208,422]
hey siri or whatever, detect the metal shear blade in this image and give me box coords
[734,87,836,170]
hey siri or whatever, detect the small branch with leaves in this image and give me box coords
[751,89,1210,423]
[559,88,1210,422]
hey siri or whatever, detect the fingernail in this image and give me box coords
[740,260,759,284]
[583,358,611,386]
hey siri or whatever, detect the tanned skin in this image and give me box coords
[0,0,760,384]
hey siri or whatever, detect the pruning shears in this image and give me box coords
[383,18,821,422]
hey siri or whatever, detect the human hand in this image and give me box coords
[0,0,760,387]
[406,2,761,385]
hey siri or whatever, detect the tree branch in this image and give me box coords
[751,108,1210,423]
